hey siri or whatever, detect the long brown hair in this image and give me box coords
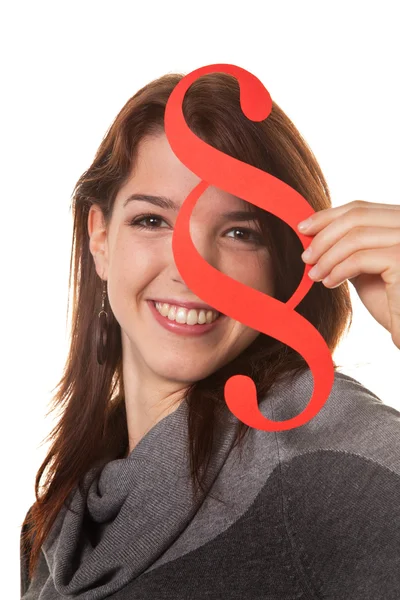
[21,71,353,582]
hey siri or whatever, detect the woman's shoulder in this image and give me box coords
[20,504,35,597]
[259,367,400,474]
[256,368,400,596]
[20,503,51,598]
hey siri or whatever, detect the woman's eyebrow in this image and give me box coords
[123,193,259,222]
[123,194,178,211]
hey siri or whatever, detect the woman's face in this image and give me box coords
[88,131,274,391]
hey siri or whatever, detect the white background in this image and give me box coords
[2,1,399,595]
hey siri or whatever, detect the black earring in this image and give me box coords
[96,279,109,365]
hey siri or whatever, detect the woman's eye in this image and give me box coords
[226,227,262,244]
[129,214,168,229]
[129,216,262,245]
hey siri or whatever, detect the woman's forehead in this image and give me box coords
[121,133,259,215]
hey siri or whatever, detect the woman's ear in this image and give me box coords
[88,204,109,280]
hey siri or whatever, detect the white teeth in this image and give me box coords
[187,309,200,325]
[167,305,177,320]
[197,310,206,325]
[159,303,170,317]
[175,307,187,324]
[154,302,219,325]
[205,310,213,324]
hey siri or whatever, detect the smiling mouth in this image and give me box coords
[152,301,222,325]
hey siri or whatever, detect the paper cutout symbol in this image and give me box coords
[164,63,334,431]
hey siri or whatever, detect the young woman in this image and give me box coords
[20,71,400,599]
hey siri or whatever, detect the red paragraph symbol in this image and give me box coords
[164,64,334,431]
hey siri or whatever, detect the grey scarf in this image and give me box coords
[40,399,239,599]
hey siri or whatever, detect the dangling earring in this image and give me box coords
[96,279,109,365]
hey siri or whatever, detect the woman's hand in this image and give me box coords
[297,200,400,350]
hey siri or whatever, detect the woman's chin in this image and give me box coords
[150,364,220,386]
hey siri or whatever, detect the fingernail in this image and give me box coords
[308,265,320,279]
[298,218,313,231]
[301,248,312,261]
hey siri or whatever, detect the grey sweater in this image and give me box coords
[20,369,400,599]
